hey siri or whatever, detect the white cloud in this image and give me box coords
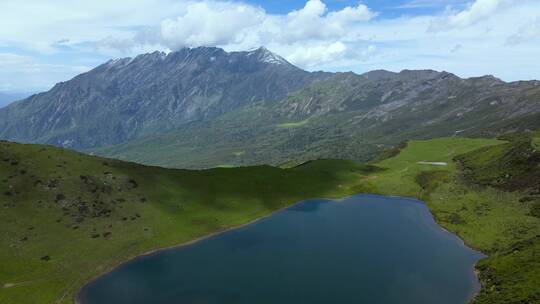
[159,2,266,49]
[89,0,377,69]
[123,0,376,52]
[285,42,348,68]
[282,0,376,42]
[0,0,185,53]
[0,0,539,91]
[0,53,32,65]
[0,53,89,91]
[429,0,511,32]
[506,17,540,45]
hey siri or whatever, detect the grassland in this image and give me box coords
[1,135,540,303]
[366,136,540,303]
[0,141,378,303]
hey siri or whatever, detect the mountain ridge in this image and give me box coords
[0,47,539,168]
[93,66,540,168]
[0,47,330,149]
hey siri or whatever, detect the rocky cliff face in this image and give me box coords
[274,69,540,136]
[0,47,329,148]
[90,68,540,169]
[1,46,539,168]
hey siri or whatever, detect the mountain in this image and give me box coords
[94,69,540,168]
[0,47,329,148]
[0,47,539,168]
[273,70,540,140]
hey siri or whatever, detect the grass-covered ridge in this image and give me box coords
[457,133,540,192]
[451,133,540,303]
[0,141,378,303]
[2,135,540,303]
[366,136,540,303]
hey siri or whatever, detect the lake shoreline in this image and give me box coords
[425,208,485,302]
[75,196,320,304]
[75,193,484,304]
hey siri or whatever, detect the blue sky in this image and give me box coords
[0,0,539,92]
[251,0,468,16]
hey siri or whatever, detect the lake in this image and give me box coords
[78,194,482,304]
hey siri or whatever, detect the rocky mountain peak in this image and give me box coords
[0,46,327,149]
[247,47,289,65]
[0,46,534,156]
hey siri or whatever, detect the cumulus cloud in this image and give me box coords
[94,0,377,69]
[285,42,348,68]
[429,0,511,32]
[282,0,376,42]
[159,2,266,48]
[0,0,540,90]
[122,0,376,53]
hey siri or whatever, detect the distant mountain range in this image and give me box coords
[1,47,539,168]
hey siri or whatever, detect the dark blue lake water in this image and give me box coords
[78,194,482,304]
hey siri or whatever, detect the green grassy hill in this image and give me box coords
[2,135,540,303]
[370,136,540,303]
[0,141,378,303]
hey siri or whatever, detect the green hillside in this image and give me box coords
[92,73,540,170]
[452,133,540,303]
[0,140,378,303]
[2,135,540,303]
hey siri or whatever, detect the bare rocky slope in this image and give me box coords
[0,47,329,149]
[95,68,540,168]
[0,47,539,168]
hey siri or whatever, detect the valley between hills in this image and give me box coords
[1,133,539,303]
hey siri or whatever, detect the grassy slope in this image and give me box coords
[453,133,540,303]
[0,141,378,303]
[365,136,540,303]
[90,77,540,170]
[93,108,386,170]
[2,136,540,303]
